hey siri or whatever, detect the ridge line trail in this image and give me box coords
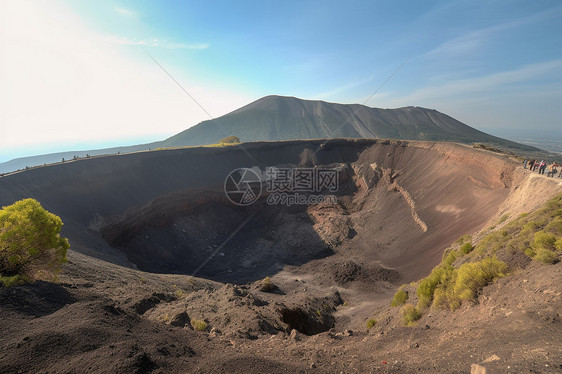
[380,166,428,233]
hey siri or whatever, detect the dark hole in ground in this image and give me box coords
[279,307,334,335]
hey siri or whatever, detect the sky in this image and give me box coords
[1,0,561,162]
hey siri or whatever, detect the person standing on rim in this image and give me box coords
[538,161,547,175]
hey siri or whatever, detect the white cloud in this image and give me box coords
[312,75,376,101]
[379,60,562,108]
[372,60,562,134]
[0,0,249,158]
[424,5,562,60]
[107,36,209,50]
[114,6,134,16]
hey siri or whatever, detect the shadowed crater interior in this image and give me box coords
[101,190,335,284]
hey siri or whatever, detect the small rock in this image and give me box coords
[310,362,316,369]
[471,363,487,374]
[343,329,354,336]
[170,312,190,328]
[289,329,300,341]
[209,327,221,338]
[410,342,419,348]
[483,354,500,363]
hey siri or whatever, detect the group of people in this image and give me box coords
[524,159,562,177]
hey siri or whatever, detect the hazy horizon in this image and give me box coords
[1,114,561,164]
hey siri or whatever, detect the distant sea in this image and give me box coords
[506,136,562,155]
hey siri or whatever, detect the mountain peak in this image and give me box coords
[163,95,534,152]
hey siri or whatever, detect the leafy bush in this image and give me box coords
[401,304,421,326]
[498,214,509,224]
[417,256,506,311]
[416,264,455,309]
[260,276,275,292]
[455,234,472,245]
[0,199,69,285]
[474,230,509,255]
[191,319,208,331]
[390,289,408,307]
[545,216,562,236]
[218,136,240,144]
[534,248,557,264]
[453,257,507,301]
[366,318,376,330]
[0,274,27,287]
[412,193,561,314]
[524,248,536,258]
[172,285,185,298]
[443,250,458,266]
[533,231,557,250]
[459,242,474,254]
[432,282,460,310]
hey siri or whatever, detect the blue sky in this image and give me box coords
[1,0,561,162]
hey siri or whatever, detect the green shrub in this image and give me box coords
[173,285,185,298]
[475,230,509,255]
[218,136,240,144]
[432,283,460,310]
[416,263,456,309]
[534,248,557,264]
[366,318,376,330]
[401,304,421,326]
[390,289,408,307]
[0,274,28,287]
[417,266,444,308]
[455,235,472,245]
[417,256,506,311]
[460,242,474,254]
[524,248,536,258]
[545,217,562,235]
[498,214,509,224]
[0,199,69,285]
[453,257,507,301]
[533,231,557,250]
[260,276,275,292]
[416,269,440,309]
[191,319,208,331]
[429,266,458,310]
[443,250,458,266]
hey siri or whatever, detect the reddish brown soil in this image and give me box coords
[0,139,561,373]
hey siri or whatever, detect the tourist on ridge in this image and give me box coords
[538,161,547,175]
[547,163,557,177]
[533,160,541,171]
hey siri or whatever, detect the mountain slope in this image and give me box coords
[1,95,550,174]
[161,95,539,152]
[0,143,160,175]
